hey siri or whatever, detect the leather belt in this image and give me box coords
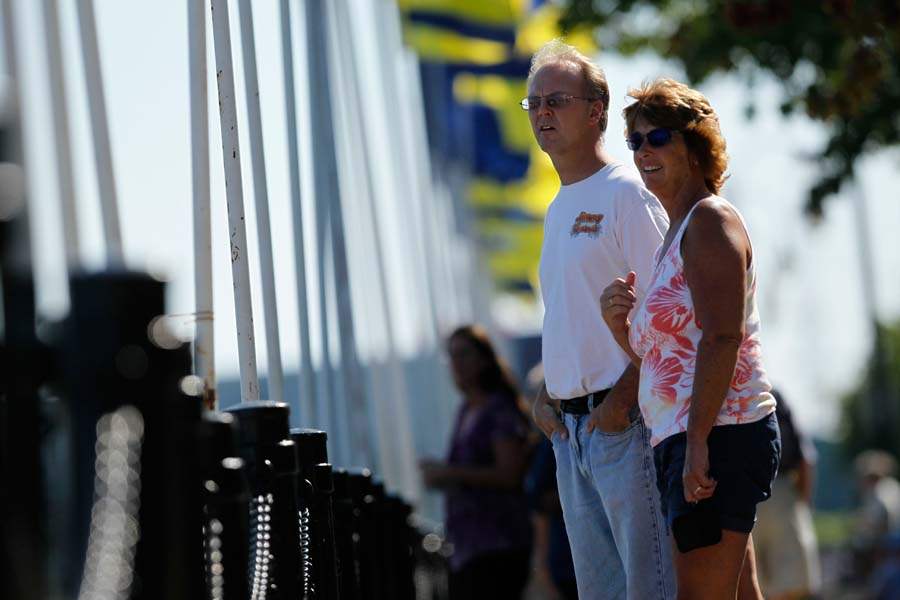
[559,389,610,415]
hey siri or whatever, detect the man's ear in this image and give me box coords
[589,100,604,125]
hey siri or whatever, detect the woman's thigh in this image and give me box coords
[673,529,750,600]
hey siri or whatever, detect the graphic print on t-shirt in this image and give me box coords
[570,211,604,238]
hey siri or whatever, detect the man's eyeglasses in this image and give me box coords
[626,128,678,151]
[520,93,598,111]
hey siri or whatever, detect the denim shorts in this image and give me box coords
[653,412,781,553]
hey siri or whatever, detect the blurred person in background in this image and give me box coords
[601,78,780,599]
[526,39,675,599]
[854,450,900,553]
[420,325,533,600]
[871,531,900,600]
[523,363,578,600]
[754,388,821,599]
[852,451,900,598]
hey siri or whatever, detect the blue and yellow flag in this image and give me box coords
[399,0,594,296]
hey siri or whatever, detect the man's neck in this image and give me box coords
[551,140,615,185]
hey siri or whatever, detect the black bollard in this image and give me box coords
[331,468,362,600]
[369,480,391,599]
[291,428,340,599]
[197,411,250,600]
[383,495,417,600]
[225,401,302,600]
[310,463,340,600]
[0,87,49,600]
[64,271,204,600]
[0,275,49,599]
[347,468,383,600]
[292,428,328,467]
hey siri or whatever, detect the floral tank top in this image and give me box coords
[628,200,776,446]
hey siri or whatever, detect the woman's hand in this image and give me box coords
[681,198,749,503]
[683,438,717,503]
[420,437,530,491]
[600,271,637,346]
[419,459,451,489]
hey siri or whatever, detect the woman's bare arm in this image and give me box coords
[681,198,750,502]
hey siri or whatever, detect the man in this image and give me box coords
[527,40,675,599]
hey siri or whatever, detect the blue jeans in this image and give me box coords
[552,413,675,599]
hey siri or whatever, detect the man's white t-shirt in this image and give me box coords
[539,162,668,400]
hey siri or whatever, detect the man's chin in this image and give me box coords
[537,139,559,154]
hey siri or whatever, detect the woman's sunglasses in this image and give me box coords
[626,128,677,151]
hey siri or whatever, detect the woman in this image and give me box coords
[600,79,780,599]
[420,325,533,600]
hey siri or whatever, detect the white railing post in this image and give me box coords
[75,0,125,268]
[188,0,216,410]
[1,0,31,272]
[304,0,374,466]
[332,0,422,501]
[41,0,81,269]
[210,0,260,403]
[237,0,285,405]
[300,0,336,445]
[279,0,316,426]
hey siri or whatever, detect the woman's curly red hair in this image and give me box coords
[623,78,729,194]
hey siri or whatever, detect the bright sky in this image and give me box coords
[4,1,899,437]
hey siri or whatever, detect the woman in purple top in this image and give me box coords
[420,325,534,600]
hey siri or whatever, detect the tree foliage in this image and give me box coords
[560,0,900,216]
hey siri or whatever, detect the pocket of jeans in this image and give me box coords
[593,416,641,439]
